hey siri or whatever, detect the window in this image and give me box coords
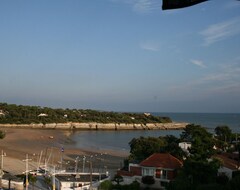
[162,170,167,179]
[142,168,154,176]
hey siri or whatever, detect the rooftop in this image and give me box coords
[140,153,183,169]
[56,174,108,182]
[214,153,239,170]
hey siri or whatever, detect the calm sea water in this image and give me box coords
[153,112,240,132]
[69,113,240,153]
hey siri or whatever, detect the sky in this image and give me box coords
[0,0,240,113]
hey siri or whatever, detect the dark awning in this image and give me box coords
[162,0,208,10]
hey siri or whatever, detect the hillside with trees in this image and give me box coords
[0,103,172,124]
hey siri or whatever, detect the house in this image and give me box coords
[179,142,191,150]
[215,153,240,179]
[144,113,151,117]
[0,110,5,117]
[179,142,191,155]
[54,173,109,190]
[118,153,182,189]
[38,113,48,117]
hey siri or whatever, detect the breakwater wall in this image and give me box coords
[0,122,188,130]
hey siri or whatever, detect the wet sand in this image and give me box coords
[0,128,128,175]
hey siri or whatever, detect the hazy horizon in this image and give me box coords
[1,0,240,113]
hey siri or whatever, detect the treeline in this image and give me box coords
[0,103,172,124]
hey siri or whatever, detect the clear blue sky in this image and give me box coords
[0,0,240,113]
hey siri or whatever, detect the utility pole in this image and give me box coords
[75,156,79,173]
[0,150,6,189]
[37,150,43,175]
[61,146,64,170]
[44,158,47,175]
[23,154,32,190]
[82,156,86,173]
[52,166,56,190]
[89,161,92,190]
[1,150,6,171]
[237,143,240,169]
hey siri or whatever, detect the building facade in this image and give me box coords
[118,153,182,189]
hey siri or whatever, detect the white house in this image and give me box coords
[144,113,151,117]
[38,113,48,117]
[54,173,109,190]
[179,142,191,150]
[0,110,5,117]
[179,142,191,155]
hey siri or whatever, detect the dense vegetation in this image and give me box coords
[128,135,187,162]
[121,124,240,190]
[0,103,172,124]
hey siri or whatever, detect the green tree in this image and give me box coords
[216,175,229,186]
[196,183,225,190]
[129,136,165,161]
[160,135,187,161]
[182,158,221,185]
[29,174,37,190]
[99,180,113,190]
[168,124,222,190]
[227,175,240,190]
[215,126,232,142]
[129,181,140,190]
[0,131,5,139]
[0,102,172,124]
[44,176,51,186]
[181,124,215,160]
[141,176,155,185]
[214,126,232,152]
[167,158,221,190]
[113,174,123,185]
[167,174,192,190]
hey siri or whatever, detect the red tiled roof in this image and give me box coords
[214,153,239,170]
[140,153,183,169]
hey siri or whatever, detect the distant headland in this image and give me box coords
[0,103,187,130]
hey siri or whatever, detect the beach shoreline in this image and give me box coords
[0,128,128,175]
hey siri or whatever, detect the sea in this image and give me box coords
[68,113,240,153]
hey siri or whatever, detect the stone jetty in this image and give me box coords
[0,122,188,130]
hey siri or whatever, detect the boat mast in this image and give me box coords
[23,154,31,190]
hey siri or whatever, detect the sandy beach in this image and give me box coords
[0,128,128,175]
